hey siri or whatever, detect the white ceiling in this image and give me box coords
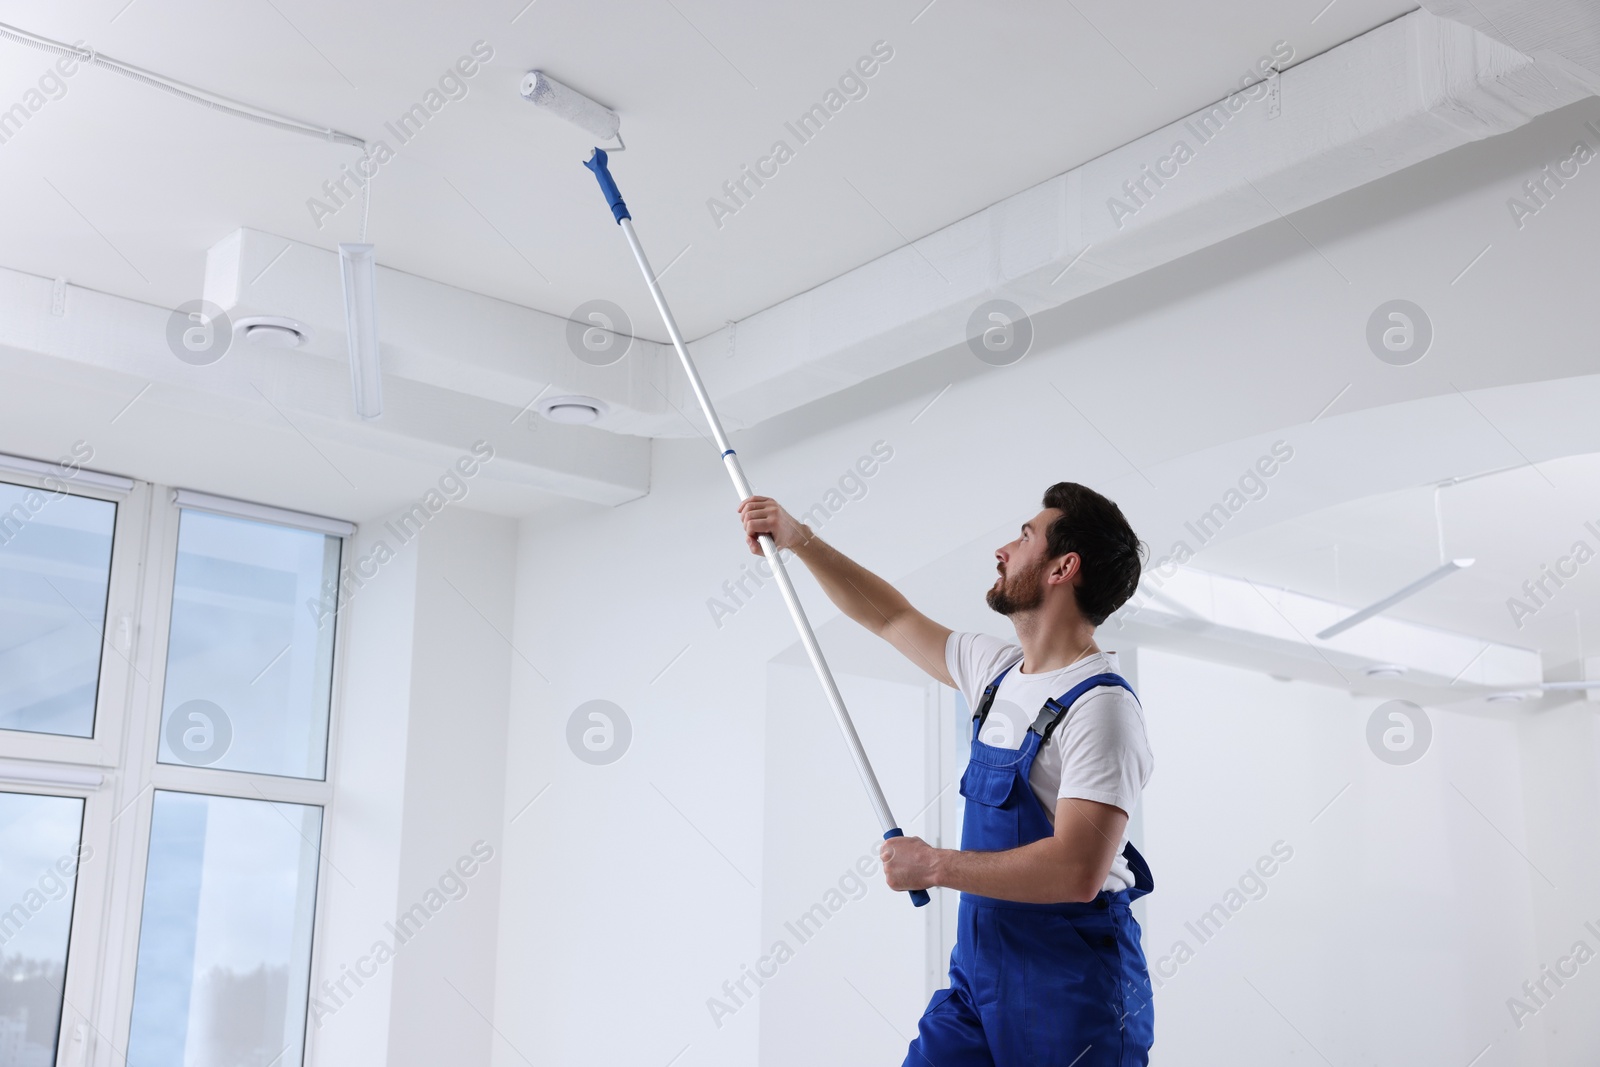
[6,0,1597,677]
[0,0,1412,340]
[1198,455,1600,672]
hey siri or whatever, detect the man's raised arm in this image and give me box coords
[738,495,953,687]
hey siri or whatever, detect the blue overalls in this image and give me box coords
[903,665,1156,1067]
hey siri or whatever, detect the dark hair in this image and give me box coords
[1041,482,1145,626]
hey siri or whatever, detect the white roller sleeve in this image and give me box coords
[521,71,621,142]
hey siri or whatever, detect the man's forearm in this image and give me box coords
[932,840,1102,904]
[791,530,910,635]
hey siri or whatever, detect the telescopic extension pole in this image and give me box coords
[583,148,929,908]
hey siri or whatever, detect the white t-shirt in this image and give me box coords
[945,631,1154,892]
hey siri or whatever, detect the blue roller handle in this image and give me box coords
[884,828,932,907]
[583,148,630,222]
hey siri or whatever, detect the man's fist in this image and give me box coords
[880,834,940,893]
[737,496,812,555]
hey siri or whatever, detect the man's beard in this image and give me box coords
[986,557,1047,615]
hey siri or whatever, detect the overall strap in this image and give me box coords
[1029,672,1138,745]
[1120,840,1156,897]
[970,661,1021,736]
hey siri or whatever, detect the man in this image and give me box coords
[738,481,1156,1066]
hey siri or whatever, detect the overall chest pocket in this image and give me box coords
[959,758,1027,809]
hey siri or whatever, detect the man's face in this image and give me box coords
[986,508,1067,615]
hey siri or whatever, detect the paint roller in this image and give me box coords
[523,70,930,908]
[520,71,624,149]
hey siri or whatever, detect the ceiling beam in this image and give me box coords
[0,266,651,506]
[203,227,678,438]
[640,8,1592,436]
[1108,564,1543,706]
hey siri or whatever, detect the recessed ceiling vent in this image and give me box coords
[234,316,310,349]
[537,395,608,424]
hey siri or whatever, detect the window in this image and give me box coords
[126,792,321,1067]
[0,455,348,1067]
[0,481,116,738]
[159,511,340,778]
[0,791,86,1067]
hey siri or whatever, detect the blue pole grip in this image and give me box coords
[883,828,931,908]
[583,148,630,223]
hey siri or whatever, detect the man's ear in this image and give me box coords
[1048,552,1082,586]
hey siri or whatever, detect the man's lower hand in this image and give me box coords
[881,834,940,892]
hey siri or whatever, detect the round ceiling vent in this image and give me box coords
[234,316,310,349]
[537,394,608,424]
[1363,664,1408,678]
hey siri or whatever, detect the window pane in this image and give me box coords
[0,791,87,1067]
[160,510,339,779]
[127,792,321,1067]
[0,482,116,738]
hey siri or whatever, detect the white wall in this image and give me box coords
[756,665,931,1066]
[309,530,418,1067]
[310,507,514,1067]
[1513,701,1600,1063]
[1136,647,1554,1066]
[494,447,774,1067]
[385,508,514,1067]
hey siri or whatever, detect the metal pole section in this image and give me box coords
[618,217,900,835]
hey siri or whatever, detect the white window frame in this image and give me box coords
[0,471,141,767]
[0,468,351,1067]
